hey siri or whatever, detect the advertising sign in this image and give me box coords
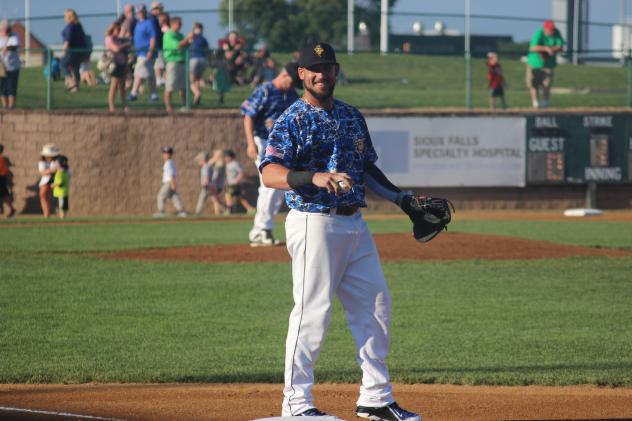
[366,117,526,187]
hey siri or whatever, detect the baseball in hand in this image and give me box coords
[337,180,351,194]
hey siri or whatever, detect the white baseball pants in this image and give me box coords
[251,173,285,232]
[250,136,285,239]
[282,209,393,416]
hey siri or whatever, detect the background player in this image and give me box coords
[260,42,423,421]
[240,62,302,247]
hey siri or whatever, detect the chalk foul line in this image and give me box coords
[0,406,126,421]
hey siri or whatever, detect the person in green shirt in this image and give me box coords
[162,16,193,112]
[53,155,71,219]
[526,19,565,109]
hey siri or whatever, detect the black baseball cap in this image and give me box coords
[284,62,303,89]
[298,42,337,69]
[56,155,68,166]
[161,146,173,154]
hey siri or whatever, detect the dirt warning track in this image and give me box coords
[1,383,632,421]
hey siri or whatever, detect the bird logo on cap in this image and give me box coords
[314,44,324,58]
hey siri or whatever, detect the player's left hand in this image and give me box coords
[399,194,455,243]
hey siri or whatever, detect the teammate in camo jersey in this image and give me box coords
[240,62,301,247]
[260,42,422,421]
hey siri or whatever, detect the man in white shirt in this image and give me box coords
[155,146,186,217]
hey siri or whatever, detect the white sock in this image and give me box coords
[532,99,539,108]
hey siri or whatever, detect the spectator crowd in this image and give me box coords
[0,3,287,112]
[64,2,286,112]
[0,6,568,113]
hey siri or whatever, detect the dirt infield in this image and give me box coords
[1,383,632,421]
[3,210,632,229]
[105,232,632,263]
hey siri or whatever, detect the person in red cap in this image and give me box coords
[526,19,565,108]
[486,52,506,110]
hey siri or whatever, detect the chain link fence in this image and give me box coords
[5,5,632,110]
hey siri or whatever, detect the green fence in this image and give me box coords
[5,2,632,111]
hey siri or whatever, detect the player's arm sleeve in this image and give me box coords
[359,114,407,204]
[365,163,402,203]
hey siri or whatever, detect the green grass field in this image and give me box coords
[1,215,631,386]
[17,52,629,110]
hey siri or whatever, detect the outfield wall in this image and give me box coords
[0,109,630,217]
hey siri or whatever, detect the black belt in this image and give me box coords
[320,205,359,216]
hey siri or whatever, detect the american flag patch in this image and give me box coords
[265,145,284,159]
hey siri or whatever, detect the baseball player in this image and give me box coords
[260,42,422,420]
[240,62,302,247]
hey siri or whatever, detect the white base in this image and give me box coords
[252,417,345,421]
[563,208,604,217]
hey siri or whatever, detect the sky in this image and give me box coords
[0,0,627,52]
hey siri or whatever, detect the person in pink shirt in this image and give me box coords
[105,21,131,112]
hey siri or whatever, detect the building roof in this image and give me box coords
[9,20,47,50]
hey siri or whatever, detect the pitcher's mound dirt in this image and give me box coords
[106,232,632,263]
[1,383,632,421]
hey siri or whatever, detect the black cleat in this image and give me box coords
[356,401,421,421]
[298,407,329,416]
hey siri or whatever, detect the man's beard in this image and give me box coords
[305,82,336,102]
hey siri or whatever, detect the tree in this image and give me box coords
[220,0,397,51]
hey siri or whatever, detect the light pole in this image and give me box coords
[347,0,354,55]
[24,0,30,67]
[465,0,472,109]
[572,0,580,64]
[620,0,627,64]
[228,0,234,33]
[380,0,388,55]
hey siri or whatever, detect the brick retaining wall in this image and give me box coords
[0,109,629,217]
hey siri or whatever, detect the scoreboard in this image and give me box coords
[526,114,631,184]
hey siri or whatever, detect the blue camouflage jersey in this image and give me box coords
[240,81,299,159]
[259,98,378,213]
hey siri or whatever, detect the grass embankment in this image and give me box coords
[17,52,628,110]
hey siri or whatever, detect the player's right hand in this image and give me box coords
[312,172,353,195]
